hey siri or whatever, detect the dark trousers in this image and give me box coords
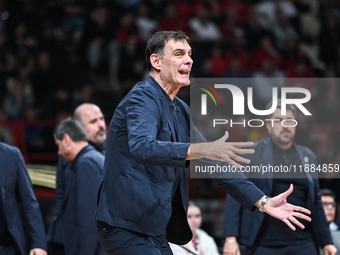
[246,242,319,255]
[48,242,66,255]
[97,221,173,255]
[0,244,20,255]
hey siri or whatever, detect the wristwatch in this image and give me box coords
[259,196,270,212]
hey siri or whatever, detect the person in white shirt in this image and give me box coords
[169,202,220,255]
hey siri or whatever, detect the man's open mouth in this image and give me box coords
[179,70,190,76]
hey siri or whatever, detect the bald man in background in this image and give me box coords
[74,103,107,154]
[47,103,106,254]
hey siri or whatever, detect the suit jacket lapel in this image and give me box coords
[165,104,177,142]
[61,146,90,210]
[148,75,179,143]
[61,164,75,211]
[264,139,274,180]
[295,144,314,205]
[0,144,6,204]
[295,144,312,179]
[262,138,274,192]
[156,87,177,143]
[0,144,6,187]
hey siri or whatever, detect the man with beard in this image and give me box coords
[223,101,337,255]
[48,103,106,254]
[73,103,107,154]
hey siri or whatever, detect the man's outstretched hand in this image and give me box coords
[260,184,312,231]
[188,131,255,168]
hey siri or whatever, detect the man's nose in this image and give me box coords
[98,121,105,129]
[185,55,193,65]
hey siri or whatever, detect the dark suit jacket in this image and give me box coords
[47,142,105,246]
[60,145,105,255]
[47,156,68,245]
[95,76,264,245]
[0,142,47,254]
[224,137,333,249]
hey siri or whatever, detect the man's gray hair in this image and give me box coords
[145,31,190,71]
[53,117,87,141]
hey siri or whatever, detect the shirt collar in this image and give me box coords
[147,75,177,108]
[69,145,91,170]
[270,138,295,154]
[330,222,339,231]
[88,140,105,154]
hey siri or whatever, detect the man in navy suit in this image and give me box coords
[0,142,47,255]
[95,31,312,255]
[47,103,106,254]
[53,117,105,255]
[223,103,337,255]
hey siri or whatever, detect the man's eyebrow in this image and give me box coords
[173,48,192,53]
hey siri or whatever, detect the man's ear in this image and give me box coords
[150,53,161,71]
[63,133,72,146]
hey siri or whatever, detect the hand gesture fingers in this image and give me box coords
[227,154,252,164]
[263,184,312,232]
[287,216,305,230]
[282,216,307,231]
[291,205,311,216]
[280,183,294,199]
[282,218,296,231]
[220,131,255,151]
[199,131,256,168]
[229,142,255,149]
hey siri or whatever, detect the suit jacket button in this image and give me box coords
[169,178,174,183]
[166,197,171,202]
